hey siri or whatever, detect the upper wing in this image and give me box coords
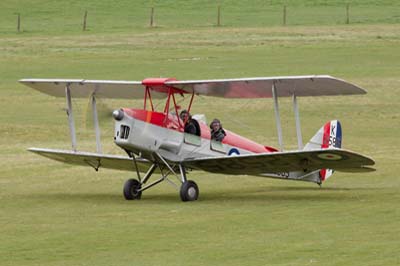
[20,76,365,99]
[166,75,366,98]
[19,79,167,99]
[28,148,154,173]
[182,148,375,175]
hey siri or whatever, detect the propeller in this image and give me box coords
[84,95,114,130]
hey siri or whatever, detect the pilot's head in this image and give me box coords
[210,118,222,131]
[180,110,190,123]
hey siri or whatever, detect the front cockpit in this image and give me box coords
[112,77,276,161]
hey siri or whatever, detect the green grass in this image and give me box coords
[1,1,400,265]
[1,0,400,35]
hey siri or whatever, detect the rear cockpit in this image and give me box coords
[112,77,278,161]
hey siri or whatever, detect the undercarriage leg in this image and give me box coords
[179,164,187,183]
[123,154,199,202]
[141,163,158,184]
[123,162,157,200]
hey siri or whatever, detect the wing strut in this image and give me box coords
[292,94,303,150]
[91,94,102,153]
[272,83,284,151]
[65,84,77,151]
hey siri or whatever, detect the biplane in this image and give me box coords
[20,76,375,201]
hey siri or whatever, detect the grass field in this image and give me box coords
[1,1,400,265]
[1,0,400,35]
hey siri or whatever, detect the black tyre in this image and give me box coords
[123,179,142,200]
[180,180,199,202]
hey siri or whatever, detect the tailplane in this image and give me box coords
[304,120,342,181]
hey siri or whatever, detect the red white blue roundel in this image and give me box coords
[317,153,342,160]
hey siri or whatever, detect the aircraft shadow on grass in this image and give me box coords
[30,186,379,204]
[197,186,377,203]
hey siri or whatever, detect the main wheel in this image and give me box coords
[180,180,199,202]
[123,179,142,200]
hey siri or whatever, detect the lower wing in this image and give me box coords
[29,147,375,177]
[182,148,375,175]
[28,148,152,172]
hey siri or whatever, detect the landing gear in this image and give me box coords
[123,179,142,200]
[123,153,199,202]
[180,180,199,202]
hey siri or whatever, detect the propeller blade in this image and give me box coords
[84,95,113,129]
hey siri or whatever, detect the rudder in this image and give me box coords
[304,120,342,181]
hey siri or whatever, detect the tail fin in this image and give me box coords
[304,120,342,181]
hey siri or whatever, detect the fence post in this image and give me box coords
[17,13,21,32]
[346,4,350,24]
[217,5,221,26]
[83,10,88,31]
[283,5,287,26]
[150,7,154,27]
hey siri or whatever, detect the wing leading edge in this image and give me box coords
[182,148,375,176]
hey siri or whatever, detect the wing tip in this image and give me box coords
[19,78,34,84]
[329,76,368,95]
[335,166,376,173]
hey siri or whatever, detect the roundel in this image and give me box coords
[228,148,240,156]
[317,153,342,161]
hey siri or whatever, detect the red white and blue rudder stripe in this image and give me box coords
[303,120,342,181]
[320,120,342,181]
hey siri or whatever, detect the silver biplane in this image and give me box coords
[20,76,375,201]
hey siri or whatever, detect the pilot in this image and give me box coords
[210,118,226,142]
[180,110,201,136]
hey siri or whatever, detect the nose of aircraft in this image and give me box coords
[113,109,124,121]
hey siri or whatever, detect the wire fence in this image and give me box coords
[2,4,400,34]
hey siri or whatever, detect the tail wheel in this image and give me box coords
[180,180,199,202]
[123,179,142,200]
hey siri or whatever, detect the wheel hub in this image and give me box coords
[131,187,139,196]
[188,187,197,198]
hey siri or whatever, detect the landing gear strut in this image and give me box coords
[123,153,199,202]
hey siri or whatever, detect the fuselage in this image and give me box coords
[114,108,277,162]
[113,108,322,184]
